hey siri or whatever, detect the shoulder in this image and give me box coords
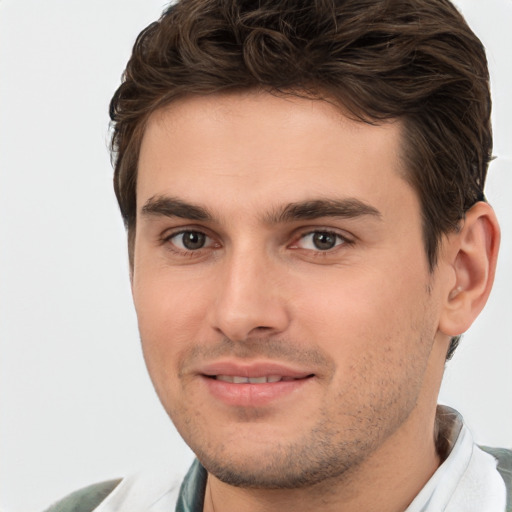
[480,446,512,473]
[479,446,512,512]
[42,467,185,512]
[43,479,122,512]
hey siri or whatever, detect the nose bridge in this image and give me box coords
[210,242,289,341]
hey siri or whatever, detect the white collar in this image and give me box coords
[406,406,506,511]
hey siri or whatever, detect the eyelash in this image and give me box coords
[161,228,354,257]
[161,230,218,257]
[291,230,352,253]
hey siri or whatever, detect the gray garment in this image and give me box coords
[43,479,122,512]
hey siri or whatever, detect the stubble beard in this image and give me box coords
[192,414,381,489]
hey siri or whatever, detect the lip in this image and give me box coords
[197,360,315,407]
[199,360,313,379]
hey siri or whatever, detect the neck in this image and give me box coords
[203,405,441,512]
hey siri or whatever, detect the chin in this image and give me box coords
[190,431,371,490]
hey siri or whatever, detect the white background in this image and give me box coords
[0,1,510,511]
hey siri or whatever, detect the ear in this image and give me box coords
[438,201,500,336]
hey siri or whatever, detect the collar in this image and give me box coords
[175,459,207,512]
[405,405,506,511]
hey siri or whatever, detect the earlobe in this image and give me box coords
[439,202,500,337]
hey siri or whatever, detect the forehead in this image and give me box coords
[137,91,410,219]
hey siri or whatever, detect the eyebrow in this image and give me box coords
[140,196,381,223]
[266,198,382,223]
[141,196,212,220]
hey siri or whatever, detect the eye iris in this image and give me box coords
[312,232,337,250]
[182,231,206,250]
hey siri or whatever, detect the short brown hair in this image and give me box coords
[109,0,492,359]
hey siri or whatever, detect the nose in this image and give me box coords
[209,248,291,342]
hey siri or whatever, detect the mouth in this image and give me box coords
[198,362,316,406]
[210,375,312,384]
[200,361,314,383]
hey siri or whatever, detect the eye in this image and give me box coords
[168,230,211,251]
[296,231,346,251]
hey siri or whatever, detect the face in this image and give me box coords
[132,92,448,488]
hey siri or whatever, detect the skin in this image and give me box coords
[131,91,499,512]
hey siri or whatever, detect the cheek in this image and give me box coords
[132,270,212,387]
[302,275,436,426]
[134,263,212,332]
[290,262,435,377]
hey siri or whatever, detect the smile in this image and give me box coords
[201,368,315,407]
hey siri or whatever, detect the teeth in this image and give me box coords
[248,376,267,383]
[215,375,284,383]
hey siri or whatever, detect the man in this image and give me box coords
[45,0,511,510]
